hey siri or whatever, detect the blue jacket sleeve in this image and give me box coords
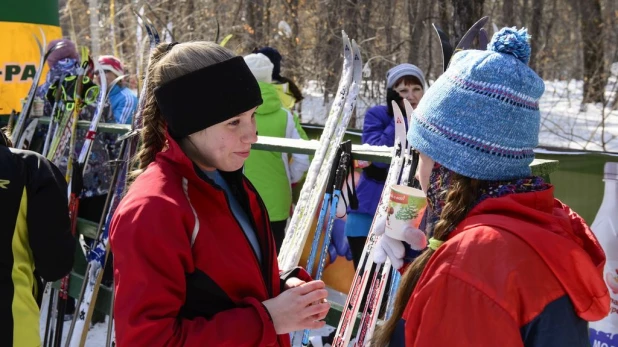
[112,90,137,125]
[362,106,394,169]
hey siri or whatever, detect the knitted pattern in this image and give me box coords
[408,27,545,181]
[476,176,550,204]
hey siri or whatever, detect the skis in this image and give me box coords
[63,12,160,346]
[279,32,362,272]
[43,48,112,347]
[42,76,67,156]
[66,139,127,347]
[432,24,453,73]
[11,28,45,144]
[332,136,405,347]
[353,100,413,346]
[453,16,490,54]
[432,16,490,73]
[125,11,160,177]
[16,117,39,149]
[13,36,74,145]
[301,142,352,346]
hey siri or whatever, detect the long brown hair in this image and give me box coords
[372,173,482,346]
[130,41,235,180]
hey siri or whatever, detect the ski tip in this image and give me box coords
[454,16,490,53]
[479,28,489,50]
[351,39,361,60]
[475,16,490,26]
[38,26,46,47]
[32,33,43,51]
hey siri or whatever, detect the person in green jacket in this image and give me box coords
[243,53,310,252]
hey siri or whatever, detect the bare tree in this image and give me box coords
[438,0,449,31]
[407,0,426,64]
[579,0,606,103]
[521,0,529,25]
[245,0,265,50]
[450,0,484,45]
[53,0,617,139]
[529,0,544,73]
[502,0,514,26]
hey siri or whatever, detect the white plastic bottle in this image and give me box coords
[589,162,618,347]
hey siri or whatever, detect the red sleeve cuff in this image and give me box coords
[279,266,313,290]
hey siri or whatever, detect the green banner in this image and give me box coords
[0,0,59,26]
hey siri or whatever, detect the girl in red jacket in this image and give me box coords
[372,28,610,346]
[109,41,329,346]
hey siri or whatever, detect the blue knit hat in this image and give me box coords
[407,27,545,181]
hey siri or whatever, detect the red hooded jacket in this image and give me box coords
[110,134,309,346]
[395,187,610,346]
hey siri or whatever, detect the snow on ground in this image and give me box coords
[301,63,618,152]
[39,288,112,347]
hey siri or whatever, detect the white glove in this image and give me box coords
[388,224,427,251]
[373,225,428,270]
[373,234,406,269]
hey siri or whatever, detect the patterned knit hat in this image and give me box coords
[47,39,79,68]
[407,27,545,181]
[98,55,125,77]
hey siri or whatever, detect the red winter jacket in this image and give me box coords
[396,187,610,346]
[110,133,308,346]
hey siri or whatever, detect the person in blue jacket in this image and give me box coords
[345,63,426,268]
[97,55,138,124]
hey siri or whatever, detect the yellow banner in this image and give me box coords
[0,22,62,115]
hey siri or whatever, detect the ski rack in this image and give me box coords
[33,117,560,174]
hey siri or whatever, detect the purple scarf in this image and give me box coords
[424,163,550,235]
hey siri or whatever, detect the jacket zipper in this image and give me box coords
[198,171,273,298]
[242,178,275,297]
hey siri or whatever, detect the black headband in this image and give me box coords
[154,56,262,138]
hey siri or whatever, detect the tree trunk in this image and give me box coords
[502,0,514,26]
[183,0,196,41]
[384,0,397,51]
[407,0,426,64]
[246,0,264,50]
[89,0,100,57]
[344,0,359,43]
[521,0,529,26]
[319,0,343,104]
[472,0,485,24]
[264,0,271,45]
[580,0,606,103]
[360,0,372,40]
[287,0,301,81]
[451,0,474,45]
[529,0,544,74]
[438,0,449,33]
